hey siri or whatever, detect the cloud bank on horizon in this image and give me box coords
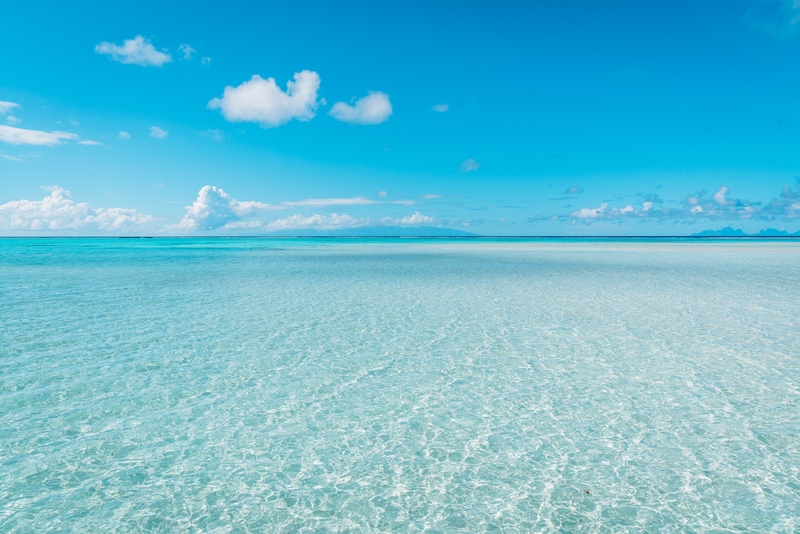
[170,186,434,232]
[2,181,799,235]
[0,186,439,234]
[0,187,154,231]
[534,184,800,225]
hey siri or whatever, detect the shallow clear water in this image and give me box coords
[1,238,799,532]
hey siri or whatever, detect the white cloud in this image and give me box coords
[0,101,19,114]
[432,104,449,112]
[178,44,196,60]
[420,194,441,199]
[712,185,731,205]
[171,186,275,230]
[0,125,78,146]
[78,140,101,146]
[208,71,320,128]
[560,184,800,224]
[264,211,435,231]
[1,154,22,162]
[118,131,131,140]
[150,126,168,139]
[6,116,21,125]
[265,213,364,231]
[171,185,438,232]
[95,35,172,67]
[378,190,387,198]
[202,57,212,66]
[330,92,392,125]
[397,212,436,225]
[0,187,155,231]
[458,158,480,172]
[570,203,608,220]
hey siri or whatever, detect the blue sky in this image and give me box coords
[2,0,800,235]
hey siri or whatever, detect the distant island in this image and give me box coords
[692,226,800,237]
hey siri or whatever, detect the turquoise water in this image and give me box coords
[1,238,799,532]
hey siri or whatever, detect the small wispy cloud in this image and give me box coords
[420,194,442,199]
[95,35,172,67]
[177,43,196,60]
[209,71,320,128]
[432,104,449,112]
[0,125,79,146]
[330,92,392,125]
[118,131,131,140]
[458,158,480,173]
[564,185,584,195]
[78,140,102,146]
[150,126,168,139]
[746,0,800,38]
[200,129,224,142]
[281,197,377,208]
[0,101,20,114]
[202,57,212,66]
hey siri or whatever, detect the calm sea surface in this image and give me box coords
[1,238,799,532]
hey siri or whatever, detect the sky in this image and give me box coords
[2,0,800,236]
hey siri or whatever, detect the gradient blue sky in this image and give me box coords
[2,0,800,235]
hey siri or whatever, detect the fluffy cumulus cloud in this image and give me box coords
[95,35,172,67]
[0,187,155,232]
[170,185,436,232]
[458,158,481,173]
[171,186,274,230]
[208,71,320,128]
[562,184,800,224]
[330,92,392,125]
[0,101,19,114]
[0,125,79,146]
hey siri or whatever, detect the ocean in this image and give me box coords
[1,238,799,532]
